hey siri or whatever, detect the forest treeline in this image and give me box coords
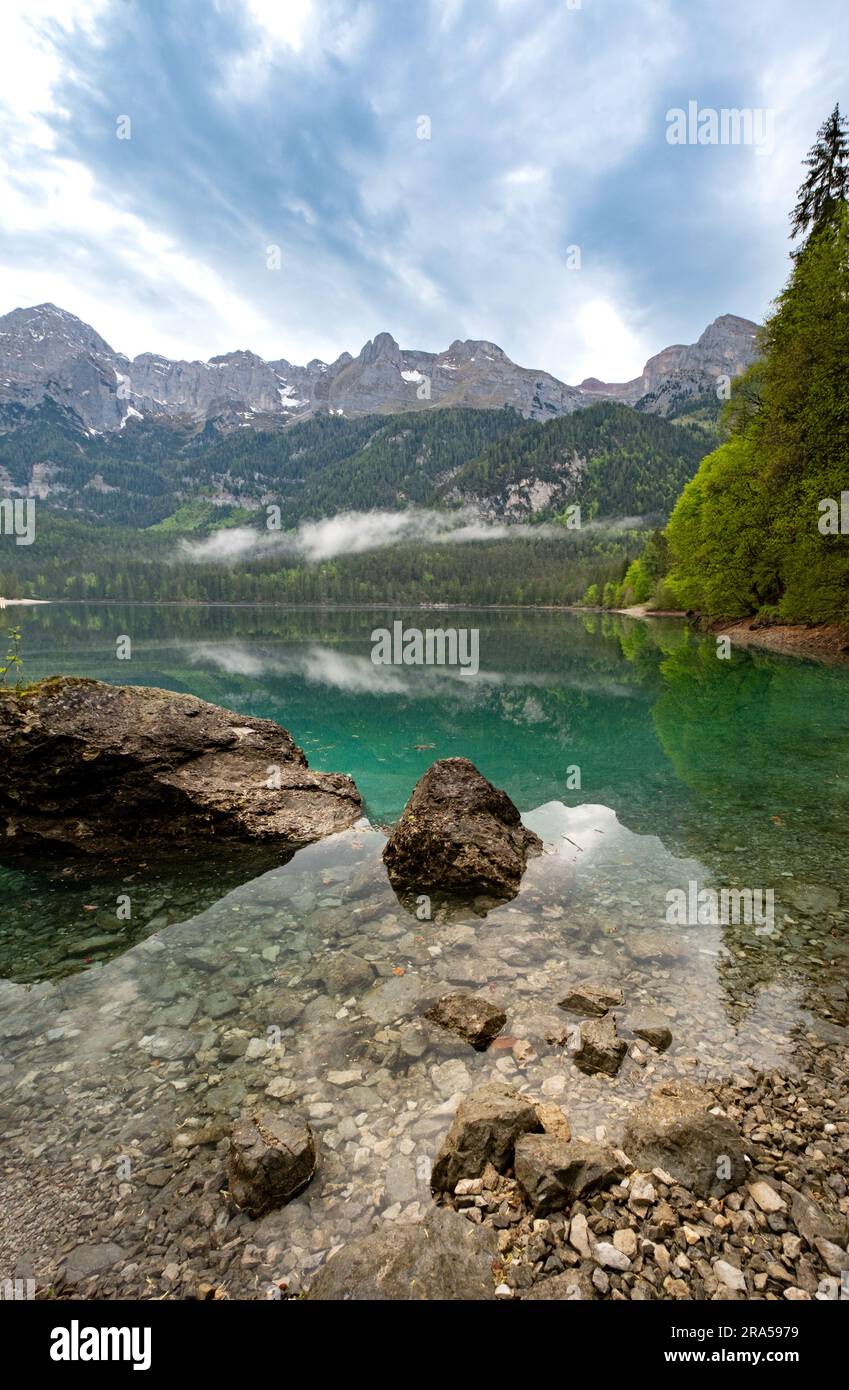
[0,510,643,607]
[593,107,849,623]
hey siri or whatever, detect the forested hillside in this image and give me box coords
[0,396,713,532]
[600,108,849,625]
[0,509,642,606]
[444,402,709,520]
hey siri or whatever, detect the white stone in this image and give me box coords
[713,1259,746,1292]
[747,1181,786,1213]
[568,1212,592,1259]
[594,1241,631,1271]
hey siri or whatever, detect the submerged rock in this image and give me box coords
[627,1007,673,1052]
[304,1208,497,1300]
[0,677,362,856]
[621,1080,746,1198]
[431,1081,542,1193]
[382,757,542,903]
[784,882,840,916]
[572,1012,627,1076]
[310,952,376,997]
[227,1111,317,1217]
[424,992,507,1050]
[558,979,623,1017]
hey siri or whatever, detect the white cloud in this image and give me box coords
[245,0,313,51]
[177,506,639,568]
[179,507,518,565]
[571,299,648,384]
[0,0,845,382]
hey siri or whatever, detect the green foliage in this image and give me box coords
[0,509,645,608]
[791,104,849,240]
[0,625,23,687]
[0,390,716,609]
[661,132,849,625]
[618,557,653,606]
[0,404,528,530]
[0,395,711,534]
[665,435,778,615]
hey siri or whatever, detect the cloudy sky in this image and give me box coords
[0,0,846,382]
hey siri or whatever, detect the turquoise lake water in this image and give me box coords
[1,603,847,1279]
[2,602,848,986]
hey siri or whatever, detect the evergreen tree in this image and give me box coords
[661,112,849,625]
[790,104,849,241]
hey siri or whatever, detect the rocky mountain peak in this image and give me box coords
[359,332,402,365]
[443,339,507,363]
[0,302,116,358]
[0,303,763,432]
[209,349,267,368]
[577,313,761,415]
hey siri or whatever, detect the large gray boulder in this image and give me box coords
[431,1081,542,1193]
[304,1208,497,1300]
[227,1111,317,1217]
[621,1080,746,1198]
[515,1135,625,1215]
[0,678,362,856]
[383,758,542,902]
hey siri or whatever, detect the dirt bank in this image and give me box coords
[612,606,849,664]
[713,620,849,663]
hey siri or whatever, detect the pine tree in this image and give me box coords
[663,151,849,623]
[790,104,849,240]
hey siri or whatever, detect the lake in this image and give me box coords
[1,604,847,1295]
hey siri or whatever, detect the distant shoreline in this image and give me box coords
[1,598,600,612]
[4,597,848,663]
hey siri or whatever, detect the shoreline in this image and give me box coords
[5,596,849,663]
[712,618,849,662]
[612,605,849,663]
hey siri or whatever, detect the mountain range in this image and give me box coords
[0,304,760,434]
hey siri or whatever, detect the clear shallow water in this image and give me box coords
[1,605,847,1285]
[2,604,848,981]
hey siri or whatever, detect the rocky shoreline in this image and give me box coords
[1,694,846,1303]
[2,894,846,1303]
[612,606,849,664]
[711,619,849,663]
[432,1042,849,1302]
[2,1012,845,1302]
